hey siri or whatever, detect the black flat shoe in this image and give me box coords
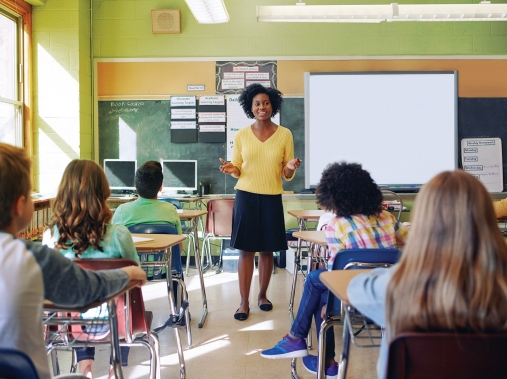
[234,308,250,321]
[259,300,273,312]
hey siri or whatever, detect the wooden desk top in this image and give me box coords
[293,230,326,248]
[178,209,207,219]
[320,270,371,305]
[43,279,142,312]
[131,233,185,251]
[287,209,326,220]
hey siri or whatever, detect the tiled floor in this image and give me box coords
[52,267,379,379]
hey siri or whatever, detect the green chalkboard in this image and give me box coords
[98,98,305,194]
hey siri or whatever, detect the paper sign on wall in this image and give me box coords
[461,138,503,192]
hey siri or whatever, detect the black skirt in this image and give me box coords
[230,189,288,252]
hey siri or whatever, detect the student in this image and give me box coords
[347,170,507,379]
[0,143,146,379]
[261,162,408,378]
[493,197,507,218]
[219,83,301,321]
[112,160,183,277]
[43,159,141,378]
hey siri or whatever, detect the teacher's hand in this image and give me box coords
[287,158,302,171]
[219,158,240,177]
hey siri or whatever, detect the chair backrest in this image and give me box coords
[158,198,182,209]
[327,248,401,317]
[127,223,182,274]
[206,199,234,236]
[387,332,507,379]
[0,348,39,379]
[70,258,149,342]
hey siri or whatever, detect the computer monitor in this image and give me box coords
[103,159,137,190]
[161,160,197,193]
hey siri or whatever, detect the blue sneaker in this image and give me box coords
[302,355,338,379]
[260,334,308,359]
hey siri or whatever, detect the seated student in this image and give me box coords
[0,143,146,379]
[493,197,507,218]
[347,170,507,379]
[111,160,183,278]
[43,159,141,379]
[261,162,408,378]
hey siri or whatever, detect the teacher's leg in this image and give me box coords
[237,250,255,314]
[258,251,274,307]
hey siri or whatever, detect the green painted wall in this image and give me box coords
[92,0,507,58]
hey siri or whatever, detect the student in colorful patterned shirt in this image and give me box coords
[261,162,408,379]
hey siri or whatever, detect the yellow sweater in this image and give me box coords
[232,125,295,195]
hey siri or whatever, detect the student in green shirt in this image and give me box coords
[112,160,183,278]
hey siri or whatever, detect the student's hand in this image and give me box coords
[121,266,147,286]
[219,158,239,176]
[287,158,302,171]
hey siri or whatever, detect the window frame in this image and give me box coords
[0,0,31,152]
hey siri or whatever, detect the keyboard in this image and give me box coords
[110,193,136,198]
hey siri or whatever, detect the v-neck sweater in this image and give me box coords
[231,125,295,195]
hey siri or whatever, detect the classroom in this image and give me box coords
[3,0,507,378]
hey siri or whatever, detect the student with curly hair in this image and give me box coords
[261,162,407,378]
[219,83,301,321]
[348,170,507,379]
[43,159,140,378]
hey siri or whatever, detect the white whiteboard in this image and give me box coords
[305,72,457,190]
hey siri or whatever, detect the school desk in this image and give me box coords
[43,279,143,379]
[132,233,191,354]
[178,210,209,328]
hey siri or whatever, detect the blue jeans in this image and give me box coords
[75,346,130,366]
[290,269,335,360]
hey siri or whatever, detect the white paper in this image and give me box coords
[199,95,225,106]
[461,138,503,192]
[171,121,196,129]
[221,79,244,90]
[198,112,226,123]
[132,236,154,243]
[171,96,196,107]
[200,125,225,133]
[171,108,196,120]
[226,95,280,161]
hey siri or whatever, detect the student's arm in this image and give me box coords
[394,220,409,247]
[494,198,507,218]
[27,241,142,307]
[346,266,396,328]
[169,205,183,235]
[114,225,141,264]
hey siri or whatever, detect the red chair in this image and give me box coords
[58,259,163,379]
[386,332,507,379]
[202,199,235,273]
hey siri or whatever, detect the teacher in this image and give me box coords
[219,83,301,321]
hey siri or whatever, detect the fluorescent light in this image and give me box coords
[257,3,507,23]
[185,0,230,24]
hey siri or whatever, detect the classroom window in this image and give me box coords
[0,7,23,147]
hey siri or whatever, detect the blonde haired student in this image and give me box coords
[43,159,140,378]
[348,170,507,379]
[0,143,146,379]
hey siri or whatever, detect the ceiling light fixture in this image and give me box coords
[185,0,230,24]
[257,2,507,23]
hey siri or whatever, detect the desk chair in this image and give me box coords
[387,332,507,379]
[46,259,162,379]
[313,248,400,379]
[158,198,203,275]
[382,190,403,221]
[127,224,192,348]
[0,348,89,379]
[202,199,234,274]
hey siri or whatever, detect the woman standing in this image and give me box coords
[219,83,301,321]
